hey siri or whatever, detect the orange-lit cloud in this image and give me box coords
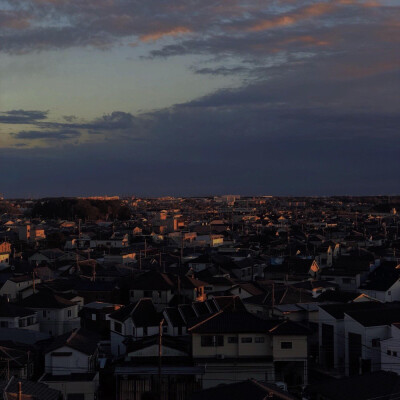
[247,3,335,32]
[280,35,330,47]
[0,12,31,30]
[139,27,192,42]
[337,60,400,79]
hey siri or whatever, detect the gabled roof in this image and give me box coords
[0,302,35,318]
[45,328,100,355]
[0,377,61,400]
[191,379,296,400]
[19,292,76,309]
[129,271,174,290]
[109,298,162,327]
[269,320,311,336]
[164,308,186,328]
[310,371,400,400]
[188,311,279,334]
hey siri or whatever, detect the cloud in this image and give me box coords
[246,3,336,32]
[0,110,48,124]
[13,129,81,140]
[139,26,192,42]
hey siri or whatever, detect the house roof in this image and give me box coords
[310,371,400,400]
[0,302,35,318]
[125,334,190,355]
[359,262,400,292]
[129,271,174,290]
[191,379,296,400]
[319,301,400,321]
[109,298,162,327]
[45,328,100,355]
[0,377,61,400]
[19,292,76,309]
[269,320,311,336]
[188,311,279,334]
[345,303,400,327]
[164,308,186,328]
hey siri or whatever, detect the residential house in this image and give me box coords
[39,328,100,400]
[0,302,39,331]
[109,298,162,356]
[20,292,80,336]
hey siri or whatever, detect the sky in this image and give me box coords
[0,0,399,198]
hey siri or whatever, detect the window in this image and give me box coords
[144,290,152,298]
[43,310,47,317]
[92,314,97,321]
[143,327,148,336]
[394,352,398,357]
[372,338,380,348]
[68,310,72,317]
[387,350,392,356]
[201,335,224,347]
[241,337,253,343]
[255,337,265,343]
[0,321,8,328]
[228,336,238,344]
[114,322,122,333]
[342,278,351,284]
[281,341,293,349]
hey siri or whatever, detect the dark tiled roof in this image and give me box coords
[19,292,76,309]
[0,377,61,400]
[269,320,311,336]
[0,302,35,318]
[319,301,400,321]
[125,334,189,355]
[178,304,196,324]
[346,303,400,327]
[45,328,100,355]
[310,371,400,400]
[189,311,279,334]
[191,379,296,400]
[359,262,400,291]
[109,302,136,322]
[129,271,174,290]
[109,299,161,327]
[164,308,185,327]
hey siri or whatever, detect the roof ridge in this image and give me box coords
[66,329,78,344]
[188,310,223,332]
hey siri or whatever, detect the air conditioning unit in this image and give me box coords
[216,354,225,360]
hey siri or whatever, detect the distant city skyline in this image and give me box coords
[0,0,399,197]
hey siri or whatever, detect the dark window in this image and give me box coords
[67,394,85,400]
[201,335,224,347]
[372,338,380,347]
[143,327,148,336]
[241,337,253,343]
[0,321,8,328]
[228,336,238,344]
[281,341,292,349]
[114,322,122,333]
[68,310,72,317]
[177,326,182,335]
[144,290,152,298]
[387,350,392,356]
[43,310,47,317]
[394,351,398,357]
[255,337,265,343]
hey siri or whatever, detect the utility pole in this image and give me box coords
[158,319,164,400]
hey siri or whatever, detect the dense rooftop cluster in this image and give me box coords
[0,195,399,400]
